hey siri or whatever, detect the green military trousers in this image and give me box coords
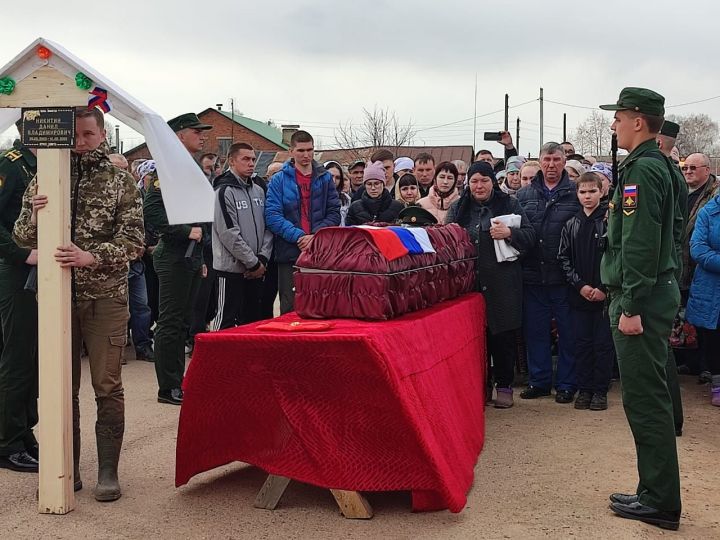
[609,276,681,512]
[0,263,38,456]
[666,347,683,433]
[153,241,202,392]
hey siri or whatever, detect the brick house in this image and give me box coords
[123,107,288,162]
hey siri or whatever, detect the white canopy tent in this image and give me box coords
[0,37,214,224]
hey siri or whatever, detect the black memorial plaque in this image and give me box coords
[21,107,76,148]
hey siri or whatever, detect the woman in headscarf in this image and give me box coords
[394,173,422,207]
[418,161,461,224]
[446,161,535,408]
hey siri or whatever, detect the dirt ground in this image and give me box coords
[1,351,718,540]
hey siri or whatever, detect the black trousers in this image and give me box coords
[210,273,265,331]
[278,263,295,315]
[259,260,279,319]
[189,246,217,341]
[487,329,518,388]
[699,327,720,375]
[142,251,159,328]
[0,264,38,456]
[573,308,614,394]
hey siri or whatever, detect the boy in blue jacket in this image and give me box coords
[558,172,615,410]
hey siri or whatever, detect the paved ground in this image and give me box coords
[1,352,718,539]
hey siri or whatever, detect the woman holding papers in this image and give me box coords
[446,161,535,408]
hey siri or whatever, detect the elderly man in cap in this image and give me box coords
[599,88,683,530]
[144,112,212,405]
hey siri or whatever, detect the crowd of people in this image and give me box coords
[0,89,718,530]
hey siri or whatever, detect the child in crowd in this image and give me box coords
[557,172,614,410]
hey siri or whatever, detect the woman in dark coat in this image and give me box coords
[446,161,535,408]
[346,161,404,225]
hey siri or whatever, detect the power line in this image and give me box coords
[416,98,539,133]
[666,95,720,108]
[544,99,596,110]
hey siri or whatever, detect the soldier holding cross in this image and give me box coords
[13,107,144,502]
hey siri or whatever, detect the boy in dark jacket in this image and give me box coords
[211,143,273,329]
[558,172,614,410]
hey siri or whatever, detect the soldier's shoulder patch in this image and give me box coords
[622,184,638,215]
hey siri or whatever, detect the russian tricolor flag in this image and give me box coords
[354,225,435,261]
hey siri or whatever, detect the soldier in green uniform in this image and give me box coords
[0,127,39,473]
[144,113,211,405]
[599,88,682,530]
[657,120,688,436]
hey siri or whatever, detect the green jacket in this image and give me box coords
[143,169,208,260]
[13,142,144,301]
[601,138,679,316]
[0,140,37,265]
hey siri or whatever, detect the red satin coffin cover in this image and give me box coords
[294,224,476,320]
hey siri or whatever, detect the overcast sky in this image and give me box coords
[2,0,719,155]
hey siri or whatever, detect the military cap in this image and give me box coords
[167,112,212,132]
[398,206,438,226]
[600,87,665,116]
[660,120,680,138]
[348,159,366,170]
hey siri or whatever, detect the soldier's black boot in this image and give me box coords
[73,399,82,492]
[94,422,123,502]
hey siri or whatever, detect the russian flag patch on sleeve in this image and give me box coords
[623,184,638,212]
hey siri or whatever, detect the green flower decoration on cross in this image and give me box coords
[0,76,16,95]
[75,72,93,91]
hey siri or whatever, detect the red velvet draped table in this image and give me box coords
[175,293,486,513]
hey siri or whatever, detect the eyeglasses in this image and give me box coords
[681,165,708,172]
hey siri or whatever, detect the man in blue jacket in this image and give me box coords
[517,142,581,403]
[265,131,340,314]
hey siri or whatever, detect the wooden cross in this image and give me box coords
[0,65,90,514]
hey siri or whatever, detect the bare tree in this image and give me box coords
[104,119,117,151]
[571,111,613,156]
[666,113,720,156]
[334,106,416,157]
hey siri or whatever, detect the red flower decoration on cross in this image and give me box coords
[36,46,52,60]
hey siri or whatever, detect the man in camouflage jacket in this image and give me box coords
[13,108,143,502]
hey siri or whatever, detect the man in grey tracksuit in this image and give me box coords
[210,143,273,330]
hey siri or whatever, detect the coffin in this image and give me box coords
[294,224,476,320]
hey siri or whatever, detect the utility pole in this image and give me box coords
[114,125,120,153]
[516,117,520,154]
[504,94,509,132]
[230,97,235,143]
[472,74,477,151]
[539,88,544,148]
[563,113,567,142]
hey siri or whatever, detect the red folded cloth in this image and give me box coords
[256,321,335,332]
